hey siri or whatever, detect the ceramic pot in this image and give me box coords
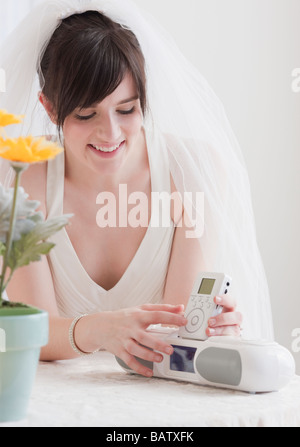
[0,306,48,422]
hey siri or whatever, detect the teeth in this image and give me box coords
[91,142,122,153]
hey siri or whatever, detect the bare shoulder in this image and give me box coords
[20,162,48,215]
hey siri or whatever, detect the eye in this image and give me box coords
[117,107,135,115]
[75,112,96,121]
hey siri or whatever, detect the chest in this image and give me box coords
[63,179,151,291]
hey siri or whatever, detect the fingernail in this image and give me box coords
[165,347,173,355]
[208,328,216,335]
[215,296,222,303]
[209,319,216,327]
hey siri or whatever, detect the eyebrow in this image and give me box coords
[78,95,139,112]
[117,95,139,105]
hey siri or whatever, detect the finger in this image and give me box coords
[208,311,243,328]
[125,338,164,364]
[141,310,187,327]
[214,294,236,312]
[206,325,241,337]
[135,330,174,356]
[140,303,185,313]
[119,351,154,377]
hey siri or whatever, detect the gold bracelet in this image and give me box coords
[69,314,99,356]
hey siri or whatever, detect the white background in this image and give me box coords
[0,0,300,373]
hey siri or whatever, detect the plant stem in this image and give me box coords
[0,166,24,305]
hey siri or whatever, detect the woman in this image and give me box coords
[0,0,273,376]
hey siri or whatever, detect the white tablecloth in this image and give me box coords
[2,351,300,427]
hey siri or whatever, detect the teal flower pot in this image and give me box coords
[0,306,48,423]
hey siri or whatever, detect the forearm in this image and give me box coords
[40,313,109,361]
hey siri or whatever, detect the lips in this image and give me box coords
[87,140,126,157]
[89,141,124,153]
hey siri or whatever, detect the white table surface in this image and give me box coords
[2,351,300,427]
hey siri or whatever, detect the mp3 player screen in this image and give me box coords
[198,278,216,295]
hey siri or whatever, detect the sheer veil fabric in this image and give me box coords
[0,0,274,340]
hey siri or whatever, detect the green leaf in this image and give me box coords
[8,241,55,270]
[19,215,71,246]
[7,231,55,270]
[7,214,71,271]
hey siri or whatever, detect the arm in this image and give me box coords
[163,175,208,307]
[163,176,242,336]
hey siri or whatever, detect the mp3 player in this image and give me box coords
[179,272,231,340]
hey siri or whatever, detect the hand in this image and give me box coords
[102,303,188,377]
[206,295,243,337]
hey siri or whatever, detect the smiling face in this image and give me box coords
[62,73,144,176]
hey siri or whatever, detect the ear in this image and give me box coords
[39,92,58,125]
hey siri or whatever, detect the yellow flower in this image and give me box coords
[0,110,24,127]
[0,136,63,163]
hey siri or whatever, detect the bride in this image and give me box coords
[0,0,273,376]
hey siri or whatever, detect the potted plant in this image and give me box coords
[0,110,70,423]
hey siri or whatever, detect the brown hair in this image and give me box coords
[39,11,147,130]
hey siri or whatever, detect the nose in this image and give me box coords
[95,113,122,143]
